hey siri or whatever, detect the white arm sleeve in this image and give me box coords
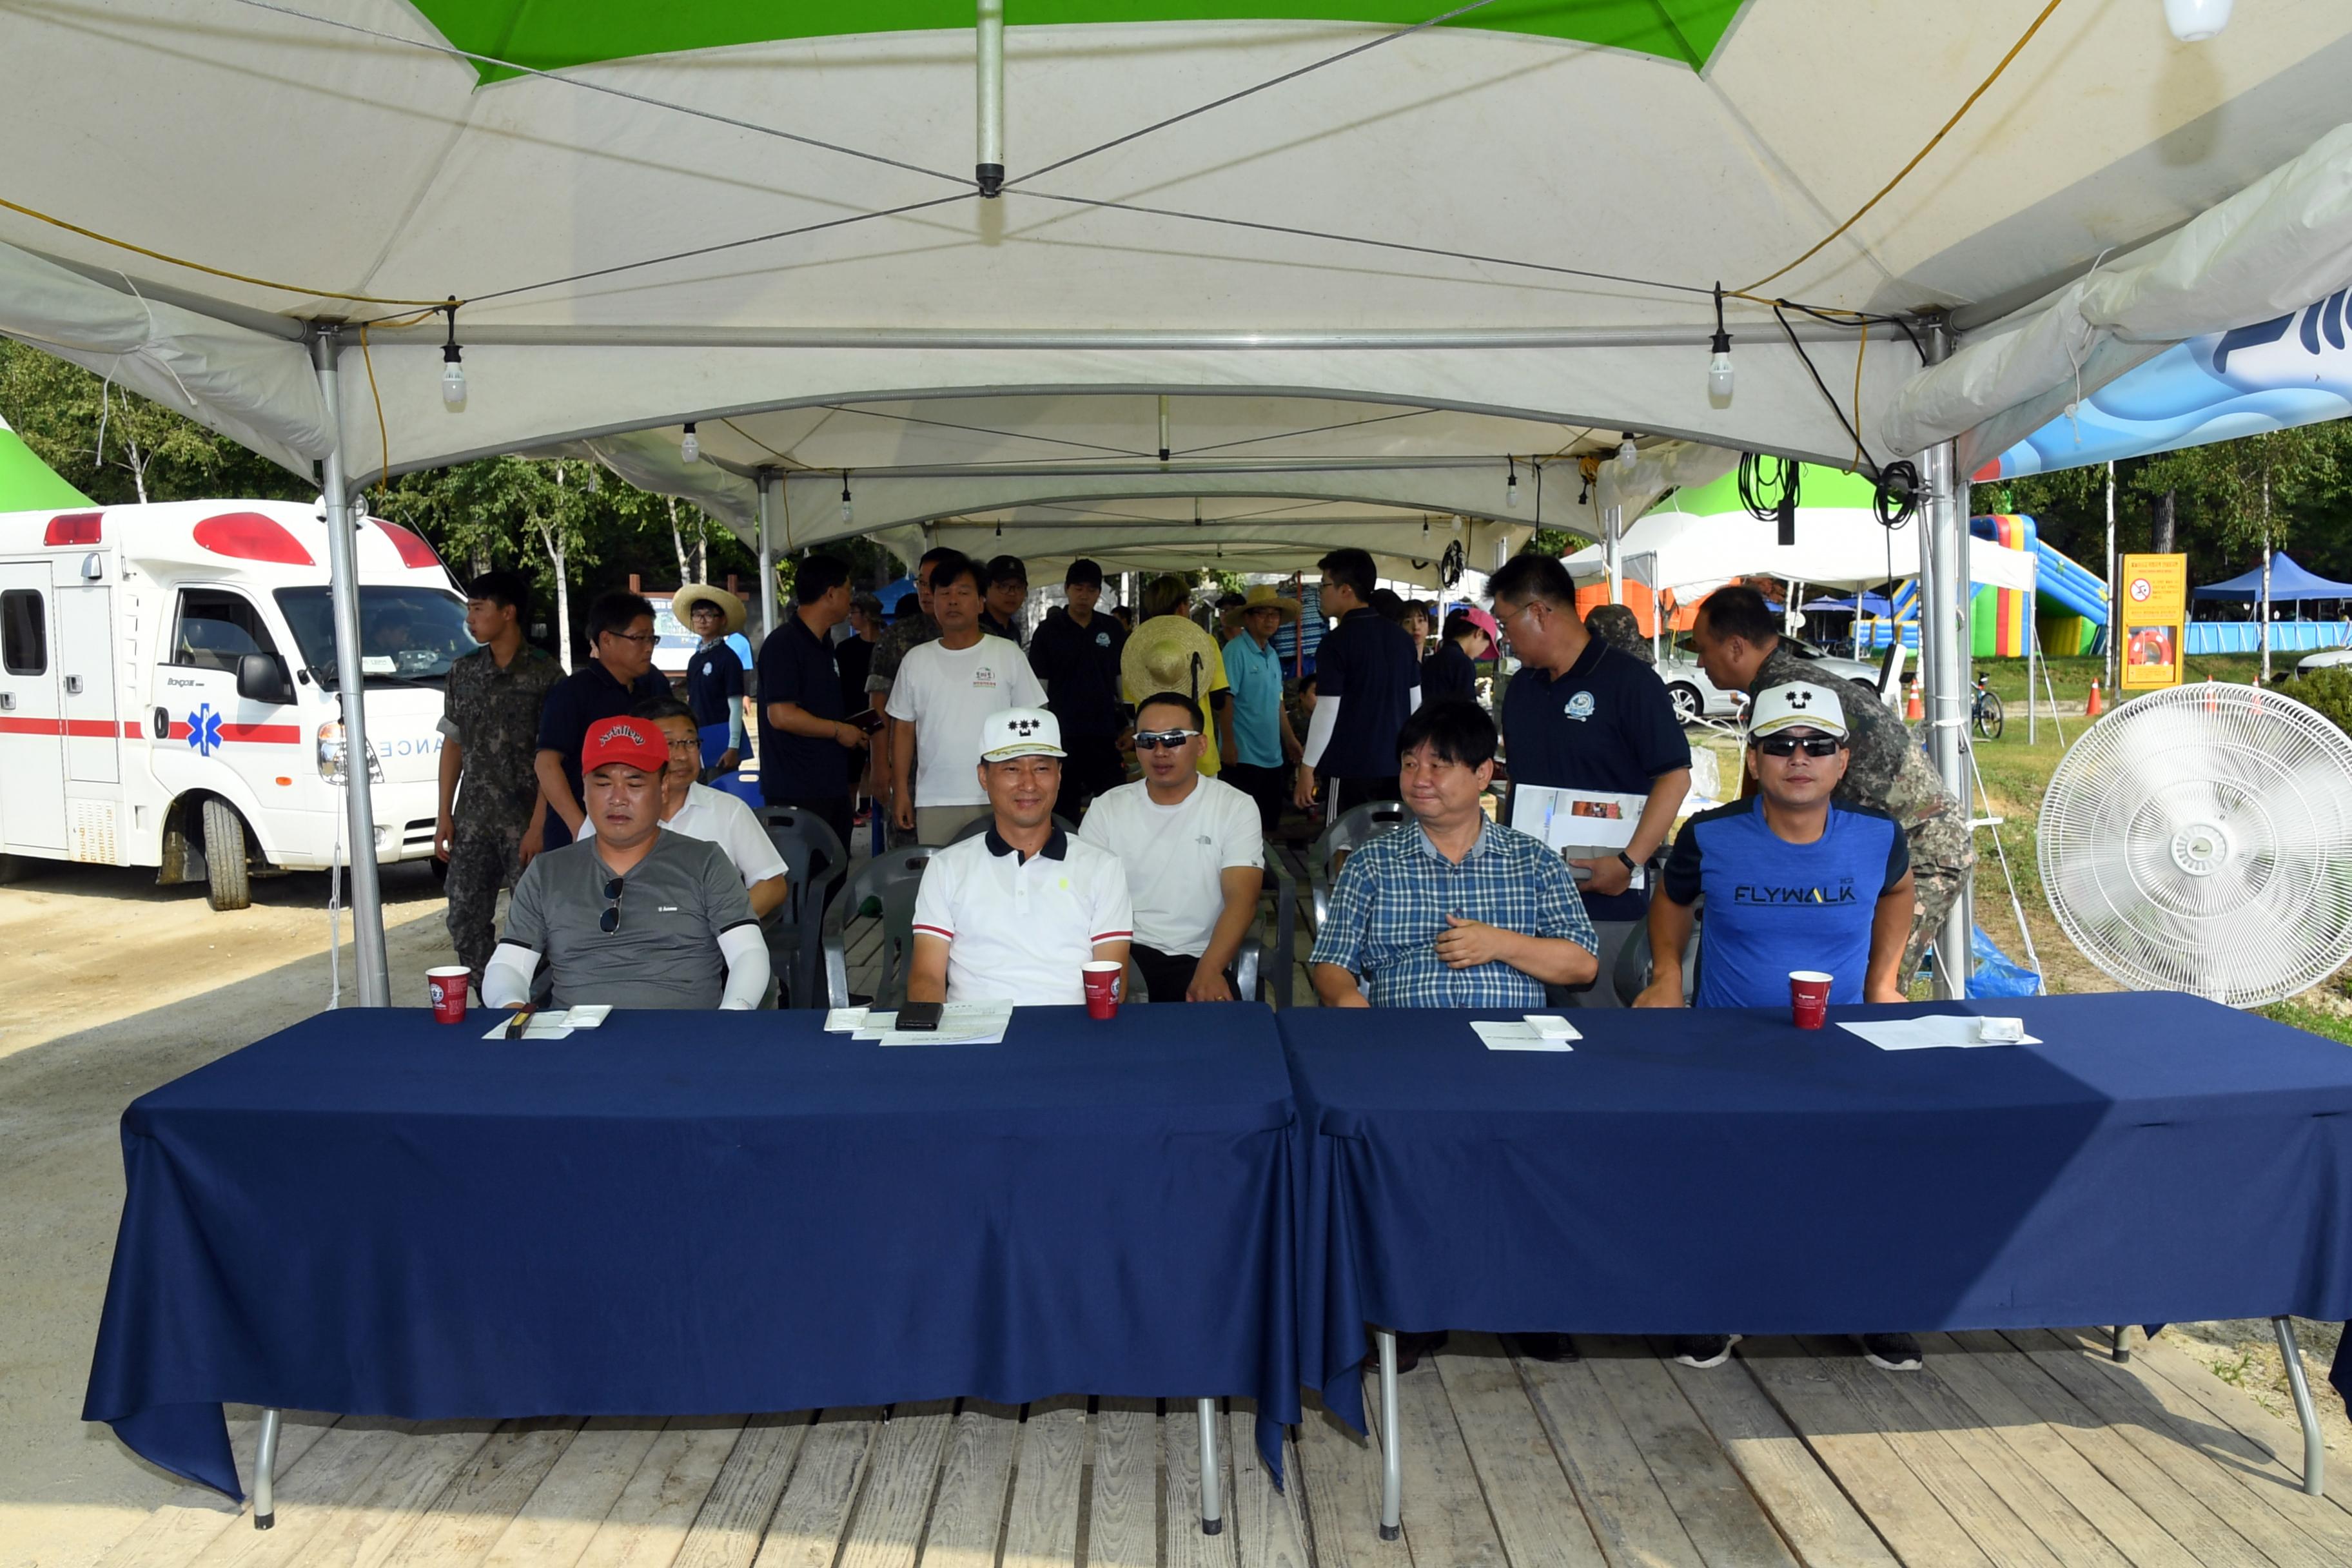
[726,704,745,749]
[1302,694,1341,769]
[1408,683,1422,714]
[482,942,540,1008]
[718,923,771,1010]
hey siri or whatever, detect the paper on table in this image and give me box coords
[1471,1020,1574,1053]
[825,1007,870,1034]
[879,1000,1014,1047]
[564,1004,611,1029]
[1839,1016,2043,1051]
[480,1017,574,1041]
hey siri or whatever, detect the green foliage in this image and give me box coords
[1527,528,1576,556]
[0,340,308,505]
[2276,667,2352,738]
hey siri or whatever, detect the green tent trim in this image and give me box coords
[0,418,93,511]
[415,1,1742,86]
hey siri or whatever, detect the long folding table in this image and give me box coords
[1283,994,2352,1534]
[85,1003,1302,1531]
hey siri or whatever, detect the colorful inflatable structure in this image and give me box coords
[1969,515,2109,657]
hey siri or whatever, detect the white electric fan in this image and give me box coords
[2039,684,2352,1006]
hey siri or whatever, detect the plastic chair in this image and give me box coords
[756,806,850,1008]
[1308,800,1411,928]
[823,847,941,1010]
[1877,641,1908,705]
[1608,902,1703,1006]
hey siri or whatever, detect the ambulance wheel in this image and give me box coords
[202,798,252,912]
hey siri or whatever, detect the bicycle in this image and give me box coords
[1972,672,2006,740]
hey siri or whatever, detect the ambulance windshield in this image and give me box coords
[273,586,473,687]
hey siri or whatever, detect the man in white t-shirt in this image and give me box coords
[579,699,789,919]
[1079,691,1264,1003]
[887,552,1050,845]
[909,708,1133,1006]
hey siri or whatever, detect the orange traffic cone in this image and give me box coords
[2085,680,2104,718]
[2204,674,2218,712]
[1904,681,1923,721]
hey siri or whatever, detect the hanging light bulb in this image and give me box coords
[1505,455,1520,507]
[2163,0,2233,43]
[840,473,854,524]
[1707,283,1734,407]
[438,303,466,412]
[680,423,700,464]
[1618,433,1639,471]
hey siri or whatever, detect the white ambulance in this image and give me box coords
[0,499,469,908]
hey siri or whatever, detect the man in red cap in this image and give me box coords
[484,716,769,1010]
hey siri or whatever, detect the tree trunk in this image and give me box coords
[538,520,572,674]
[2151,488,2176,554]
[126,430,148,504]
[667,497,691,586]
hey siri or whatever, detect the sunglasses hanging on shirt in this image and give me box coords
[600,876,626,934]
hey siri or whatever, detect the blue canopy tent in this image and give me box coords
[1802,592,1897,615]
[874,576,919,612]
[2191,553,2352,602]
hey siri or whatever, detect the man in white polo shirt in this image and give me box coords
[908,709,1133,1006]
[577,698,789,920]
[1079,691,1264,1002]
[887,552,1050,845]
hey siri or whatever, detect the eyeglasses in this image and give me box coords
[604,631,658,646]
[599,876,625,934]
[1495,598,1543,628]
[1755,734,1844,758]
[1133,729,1200,751]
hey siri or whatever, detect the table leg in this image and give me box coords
[253,1407,282,1529]
[2273,1317,2325,1497]
[2110,1324,2130,1362]
[1196,1398,1224,1534]
[1375,1327,1402,1541]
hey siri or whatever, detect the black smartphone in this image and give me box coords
[895,1001,944,1032]
[852,708,887,733]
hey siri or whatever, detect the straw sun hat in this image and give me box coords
[1220,583,1302,630]
[670,583,747,635]
[1121,612,1226,702]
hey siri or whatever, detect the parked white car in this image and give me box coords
[2296,646,2352,675]
[1655,636,1886,724]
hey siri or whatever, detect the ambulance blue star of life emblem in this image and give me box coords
[186,703,224,756]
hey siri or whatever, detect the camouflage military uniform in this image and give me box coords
[439,643,562,985]
[1751,642,1975,984]
[867,612,940,847]
[1582,603,1654,665]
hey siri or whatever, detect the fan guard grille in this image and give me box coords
[2037,685,2352,1007]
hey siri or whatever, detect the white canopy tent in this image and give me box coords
[1562,502,2039,596]
[10,1,2352,1000]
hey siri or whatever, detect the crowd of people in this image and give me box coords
[433,542,1974,1371]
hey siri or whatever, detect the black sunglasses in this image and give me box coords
[1756,735,1844,759]
[599,876,625,934]
[1133,729,1200,751]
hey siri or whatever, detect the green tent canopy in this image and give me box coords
[0,414,92,511]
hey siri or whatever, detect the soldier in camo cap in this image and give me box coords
[1690,585,1974,988]
[1582,603,1654,665]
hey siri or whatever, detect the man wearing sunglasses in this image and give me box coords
[485,716,769,1011]
[1078,692,1265,1003]
[1635,681,1919,1375]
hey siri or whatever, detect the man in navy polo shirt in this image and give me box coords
[1636,681,1918,1375]
[533,591,672,851]
[1026,558,1128,821]
[1489,554,1690,1005]
[756,553,866,849]
[1294,546,1422,816]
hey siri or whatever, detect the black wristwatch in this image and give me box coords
[1616,850,1640,874]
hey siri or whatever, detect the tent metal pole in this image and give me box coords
[313,329,390,1008]
[1921,322,1972,999]
[756,473,780,642]
[1603,505,1623,604]
[2103,462,2118,692]
[975,0,1005,197]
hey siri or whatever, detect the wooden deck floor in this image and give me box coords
[93,1329,2351,1568]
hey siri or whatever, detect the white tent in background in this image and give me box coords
[8,1,2352,1000]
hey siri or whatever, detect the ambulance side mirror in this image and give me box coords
[236,653,295,706]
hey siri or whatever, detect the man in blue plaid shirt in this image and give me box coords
[1311,700,1598,1008]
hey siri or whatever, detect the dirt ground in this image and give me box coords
[0,859,457,1568]
[2160,1319,2352,1466]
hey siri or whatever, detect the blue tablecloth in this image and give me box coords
[1284,995,2352,1435]
[86,1005,1300,1498]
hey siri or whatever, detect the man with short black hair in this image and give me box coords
[1295,547,1422,815]
[674,584,748,774]
[980,554,1029,645]
[436,569,562,992]
[756,553,865,847]
[1422,611,1489,706]
[908,709,1132,1006]
[485,716,769,1010]
[1489,553,1691,1006]
[888,553,1050,844]
[1690,583,1972,985]
[582,696,790,923]
[534,590,671,851]
[1310,700,1596,1008]
[1080,692,1264,1003]
[1026,558,1129,821]
[1638,682,1919,1376]
[869,547,954,840]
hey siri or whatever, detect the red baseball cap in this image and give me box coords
[581,716,670,777]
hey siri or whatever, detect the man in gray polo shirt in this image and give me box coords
[484,716,769,1010]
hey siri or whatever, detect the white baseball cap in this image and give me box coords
[980,707,1066,761]
[1747,681,1849,740]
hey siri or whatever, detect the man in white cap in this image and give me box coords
[1635,681,1919,1376]
[908,709,1133,1007]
